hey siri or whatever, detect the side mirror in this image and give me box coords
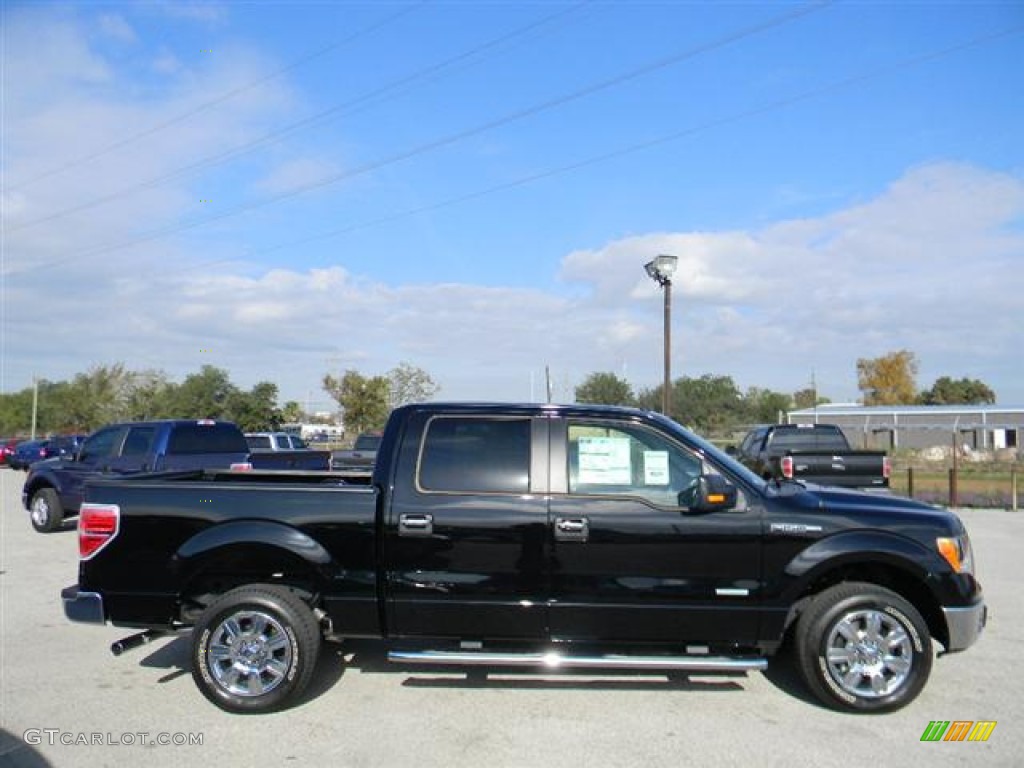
[725,445,737,456]
[688,474,738,513]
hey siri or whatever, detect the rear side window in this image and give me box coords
[167,424,248,455]
[121,426,156,457]
[418,417,530,493]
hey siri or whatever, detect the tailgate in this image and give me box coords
[790,451,889,488]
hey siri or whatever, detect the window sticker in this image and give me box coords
[643,450,670,485]
[577,437,632,484]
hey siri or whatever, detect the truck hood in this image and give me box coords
[769,481,960,530]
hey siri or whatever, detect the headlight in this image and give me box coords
[937,533,974,575]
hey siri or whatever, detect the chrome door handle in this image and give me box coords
[399,514,434,537]
[555,517,589,542]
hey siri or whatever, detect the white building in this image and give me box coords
[786,404,1024,451]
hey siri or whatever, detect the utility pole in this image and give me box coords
[30,375,39,439]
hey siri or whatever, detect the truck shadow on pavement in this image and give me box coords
[339,639,749,693]
[134,634,348,708]
[129,635,817,706]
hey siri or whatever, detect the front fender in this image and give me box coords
[22,469,60,509]
[781,530,939,599]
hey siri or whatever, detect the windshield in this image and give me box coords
[647,411,766,490]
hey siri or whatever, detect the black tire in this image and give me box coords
[191,584,321,713]
[29,488,64,533]
[795,582,932,713]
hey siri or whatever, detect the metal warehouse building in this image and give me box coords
[786,404,1024,452]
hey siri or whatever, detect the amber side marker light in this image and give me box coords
[707,494,726,504]
[937,536,971,573]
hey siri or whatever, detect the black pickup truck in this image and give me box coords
[62,403,985,715]
[733,423,890,490]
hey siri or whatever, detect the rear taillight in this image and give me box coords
[79,503,120,560]
[780,456,794,479]
[882,456,892,480]
[230,462,253,472]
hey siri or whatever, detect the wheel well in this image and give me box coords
[178,546,323,624]
[25,480,54,503]
[795,563,948,648]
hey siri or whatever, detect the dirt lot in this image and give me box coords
[1,469,1021,768]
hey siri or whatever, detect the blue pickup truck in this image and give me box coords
[23,420,255,532]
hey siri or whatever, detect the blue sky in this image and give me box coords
[3,0,1023,414]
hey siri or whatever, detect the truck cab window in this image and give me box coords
[122,427,156,457]
[78,427,123,464]
[567,422,703,508]
[419,417,531,494]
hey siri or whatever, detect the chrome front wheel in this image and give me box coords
[824,608,913,699]
[796,582,932,712]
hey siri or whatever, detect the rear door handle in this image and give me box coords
[399,514,434,537]
[555,517,589,542]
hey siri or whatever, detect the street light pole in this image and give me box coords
[644,254,678,416]
[663,277,672,416]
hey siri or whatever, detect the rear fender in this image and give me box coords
[174,520,334,599]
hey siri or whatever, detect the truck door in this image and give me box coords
[61,425,128,510]
[384,411,550,639]
[106,425,158,473]
[548,417,762,645]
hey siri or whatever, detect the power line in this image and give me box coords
[20,0,833,272]
[9,1,593,233]
[170,22,1024,277]
[6,1,426,193]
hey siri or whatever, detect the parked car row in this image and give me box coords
[1,434,85,470]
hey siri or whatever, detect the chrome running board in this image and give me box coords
[387,650,766,672]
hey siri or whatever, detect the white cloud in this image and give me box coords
[251,157,342,197]
[5,160,1023,406]
[97,13,137,44]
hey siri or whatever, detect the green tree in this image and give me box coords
[793,387,831,410]
[637,374,746,435]
[388,362,439,408]
[281,401,306,424]
[122,369,176,421]
[0,388,31,434]
[323,370,390,434]
[228,381,283,432]
[575,372,634,406]
[857,350,918,405]
[170,365,238,419]
[918,376,996,405]
[743,387,793,424]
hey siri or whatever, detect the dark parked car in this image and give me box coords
[0,437,20,466]
[9,439,51,470]
[47,434,86,459]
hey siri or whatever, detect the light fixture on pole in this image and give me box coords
[643,254,678,415]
